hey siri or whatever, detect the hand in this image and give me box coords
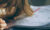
[0,18,7,30]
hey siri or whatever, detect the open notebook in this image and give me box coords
[15,5,50,26]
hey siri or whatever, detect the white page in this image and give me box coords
[15,5,50,26]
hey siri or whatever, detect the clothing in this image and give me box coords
[15,5,50,26]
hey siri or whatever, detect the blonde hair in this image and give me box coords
[16,0,34,16]
[0,0,34,19]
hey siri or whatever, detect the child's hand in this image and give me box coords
[0,18,7,30]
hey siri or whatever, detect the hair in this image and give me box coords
[0,0,34,28]
[16,0,34,16]
[1,0,34,20]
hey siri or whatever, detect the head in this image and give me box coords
[0,0,34,29]
[0,0,33,20]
